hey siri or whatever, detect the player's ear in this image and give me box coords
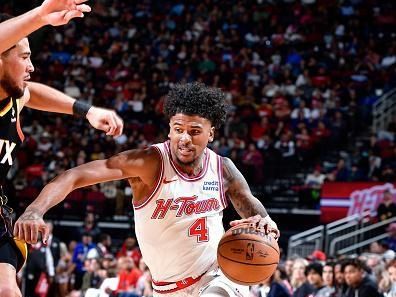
[208,127,215,143]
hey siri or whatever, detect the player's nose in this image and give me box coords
[180,132,192,143]
[27,59,34,73]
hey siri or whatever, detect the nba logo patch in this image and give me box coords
[246,243,254,260]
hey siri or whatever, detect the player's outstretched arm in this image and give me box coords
[26,82,123,137]
[222,157,279,238]
[0,0,91,54]
[13,148,161,244]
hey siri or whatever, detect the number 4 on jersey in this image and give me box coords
[188,217,209,242]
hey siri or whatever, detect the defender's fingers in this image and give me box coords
[30,224,39,244]
[106,113,118,135]
[76,4,91,13]
[40,225,50,245]
[13,222,20,238]
[23,224,32,244]
[63,10,84,22]
[113,114,124,137]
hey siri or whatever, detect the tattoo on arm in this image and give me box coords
[19,208,42,221]
[223,157,268,219]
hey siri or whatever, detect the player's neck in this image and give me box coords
[174,154,205,177]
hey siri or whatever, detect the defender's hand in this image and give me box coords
[230,214,280,240]
[86,107,124,138]
[38,0,91,26]
[13,209,49,244]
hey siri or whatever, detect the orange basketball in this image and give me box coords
[217,223,280,285]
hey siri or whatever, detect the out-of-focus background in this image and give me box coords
[1,0,395,296]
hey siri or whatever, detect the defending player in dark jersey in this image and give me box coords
[0,2,123,296]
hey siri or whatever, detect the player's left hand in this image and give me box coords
[230,214,280,240]
[86,107,124,138]
[38,0,92,26]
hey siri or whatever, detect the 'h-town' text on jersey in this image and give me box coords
[133,141,228,282]
[0,97,24,184]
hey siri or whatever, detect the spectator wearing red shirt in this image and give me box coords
[242,143,264,184]
[117,236,142,267]
[250,117,271,142]
[114,257,142,297]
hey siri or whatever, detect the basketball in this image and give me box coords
[217,223,280,285]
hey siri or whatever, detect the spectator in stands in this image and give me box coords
[383,249,396,265]
[301,167,326,208]
[25,241,50,297]
[116,236,142,267]
[47,222,64,268]
[307,250,327,264]
[86,233,112,260]
[315,262,336,297]
[291,258,313,297]
[46,222,65,296]
[77,212,101,242]
[24,221,62,296]
[96,267,119,297]
[385,223,396,251]
[275,133,296,174]
[380,165,396,183]
[332,159,350,182]
[383,259,396,297]
[55,252,75,297]
[72,233,97,290]
[81,258,105,295]
[285,258,295,282]
[348,163,365,182]
[362,253,385,283]
[305,263,325,296]
[367,150,382,180]
[114,257,142,297]
[342,258,382,297]
[242,143,264,184]
[334,261,347,297]
[250,267,291,297]
[377,189,396,225]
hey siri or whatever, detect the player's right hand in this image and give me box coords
[38,0,91,26]
[13,208,49,245]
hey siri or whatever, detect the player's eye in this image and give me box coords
[191,130,201,135]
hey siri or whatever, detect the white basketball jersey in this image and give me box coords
[133,141,227,283]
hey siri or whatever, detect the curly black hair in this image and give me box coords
[164,82,228,129]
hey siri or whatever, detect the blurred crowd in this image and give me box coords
[20,213,396,297]
[253,243,396,297]
[0,0,394,216]
[21,213,149,297]
[1,0,396,295]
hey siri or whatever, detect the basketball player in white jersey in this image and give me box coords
[14,82,279,297]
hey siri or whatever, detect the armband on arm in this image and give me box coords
[72,100,92,118]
